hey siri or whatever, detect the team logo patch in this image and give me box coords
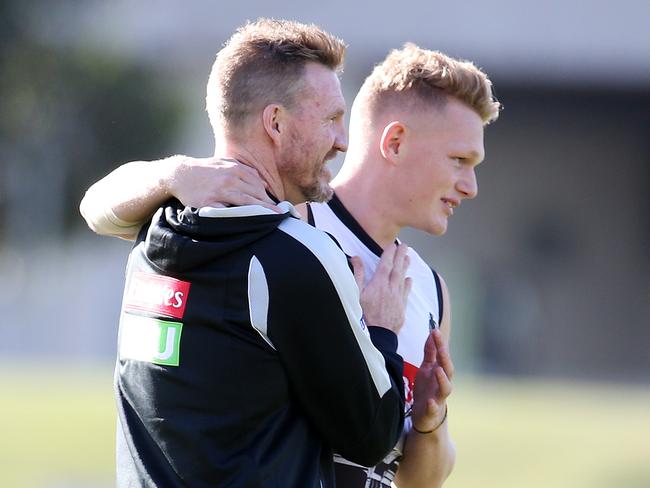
[403,361,419,407]
[119,313,183,366]
[124,272,190,319]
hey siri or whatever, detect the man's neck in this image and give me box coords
[214,140,285,202]
[331,168,401,250]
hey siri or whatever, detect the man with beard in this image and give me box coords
[82,44,500,487]
[85,19,418,488]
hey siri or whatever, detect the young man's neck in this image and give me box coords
[331,168,401,250]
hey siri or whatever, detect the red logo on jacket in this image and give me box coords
[403,361,419,408]
[124,272,190,319]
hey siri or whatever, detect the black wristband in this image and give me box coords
[412,404,448,434]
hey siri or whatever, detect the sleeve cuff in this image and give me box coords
[367,326,398,354]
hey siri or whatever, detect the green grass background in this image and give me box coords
[2,363,648,488]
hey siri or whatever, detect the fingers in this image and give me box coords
[358,244,412,333]
[410,331,455,431]
[168,156,282,213]
[412,364,450,429]
[402,276,412,303]
[234,177,269,198]
[375,243,410,301]
[435,366,453,399]
[416,365,452,416]
[198,157,276,208]
[376,243,409,272]
[433,328,454,380]
[227,192,279,212]
[390,246,410,307]
[418,329,454,397]
[235,170,270,197]
[421,329,455,380]
[350,256,365,291]
[232,167,279,211]
[232,160,262,181]
[389,244,409,281]
[227,166,272,202]
[375,243,396,278]
[421,330,437,366]
[390,242,409,274]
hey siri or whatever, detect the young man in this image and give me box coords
[81,43,500,487]
[90,19,419,488]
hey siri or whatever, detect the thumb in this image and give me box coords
[350,256,365,291]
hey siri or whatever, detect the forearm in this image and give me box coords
[80,155,277,239]
[80,157,177,238]
[395,420,455,488]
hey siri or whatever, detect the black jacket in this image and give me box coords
[115,200,405,487]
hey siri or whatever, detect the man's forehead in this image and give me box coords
[428,101,483,142]
[301,64,346,107]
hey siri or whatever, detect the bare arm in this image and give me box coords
[79,155,275,240]
[394,276,456,488]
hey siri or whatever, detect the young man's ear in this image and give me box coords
[379,121,405,163]
[262,104,284,146]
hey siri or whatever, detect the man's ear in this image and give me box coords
[262,104,284,146]
[379,121,405,163]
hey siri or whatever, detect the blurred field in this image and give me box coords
[446,377,650,488]
[1,363,648,487]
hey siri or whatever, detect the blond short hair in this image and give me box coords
[206,19,346,131]
[358,43,500,125]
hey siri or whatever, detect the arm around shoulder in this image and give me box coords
[79,155,277,240]
[79,157,180,240]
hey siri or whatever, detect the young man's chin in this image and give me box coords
[425,219,448,237]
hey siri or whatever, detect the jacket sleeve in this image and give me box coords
[250,221,405,467]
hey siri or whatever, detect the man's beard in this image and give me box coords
[302,167,333,203]
[279,141,334,203]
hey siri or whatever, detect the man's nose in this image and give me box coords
[458,169,478,199]
[334,123,348,153]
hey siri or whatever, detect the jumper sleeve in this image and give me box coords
[249,219,405,467]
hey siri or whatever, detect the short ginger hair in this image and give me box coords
[206,18,346,132]
[358,43,500,125]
